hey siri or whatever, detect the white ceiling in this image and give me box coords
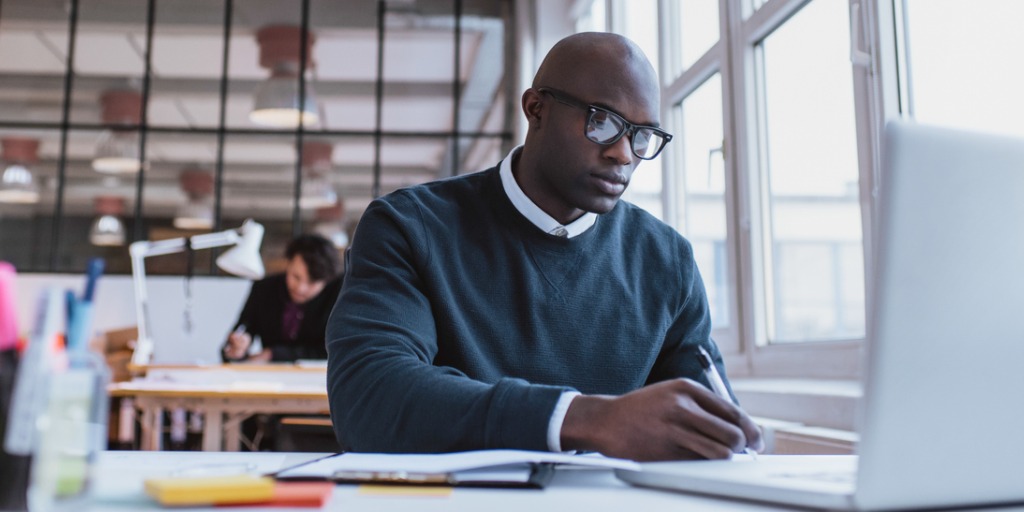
[0,0,512,221]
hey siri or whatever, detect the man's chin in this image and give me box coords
[584,196,621,215]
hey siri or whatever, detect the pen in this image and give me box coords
[82,257,105,302]
[696,346,758,459]
[232,324,247,337]
[66,258,105,355]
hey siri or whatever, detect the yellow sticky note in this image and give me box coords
[358,485,453,497]
[144,474,275,506]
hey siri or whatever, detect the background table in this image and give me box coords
[108,364,329,451]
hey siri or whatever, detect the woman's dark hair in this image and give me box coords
[285,234,340,282]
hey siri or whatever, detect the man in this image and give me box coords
[223,234,342,363]
[326,32,762,461]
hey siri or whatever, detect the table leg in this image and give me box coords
[117,397,136,448]
[222,412,249,452]
[203,409,222,451]
[140,405,163,451]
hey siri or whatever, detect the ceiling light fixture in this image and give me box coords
[89,196,127,246]
[93,89,143,174]
[173,167,215,230]
[0,137,41,204]
[250,25,319,128]
[299,141,337,209]
[313,198,349,249]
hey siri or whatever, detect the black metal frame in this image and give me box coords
[0,0,513,273]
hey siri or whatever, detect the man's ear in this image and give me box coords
[522,88,544,127]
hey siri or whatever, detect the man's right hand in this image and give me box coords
[224,331,253,360]
[560,378,764,461]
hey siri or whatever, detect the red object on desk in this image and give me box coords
[218,481,334,508]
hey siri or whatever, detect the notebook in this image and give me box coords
[273,449,639,489]
[615,121,1024,511]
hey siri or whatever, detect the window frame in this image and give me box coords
[594,0,904,379]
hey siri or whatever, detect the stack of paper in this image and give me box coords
[274,449,641,488]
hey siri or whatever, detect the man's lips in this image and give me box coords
[591,173,628,195]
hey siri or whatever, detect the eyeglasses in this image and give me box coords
[537,87,673,160]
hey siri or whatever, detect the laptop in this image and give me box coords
[616,121,1024,511]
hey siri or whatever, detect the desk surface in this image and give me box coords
[128,362,328,374]
[108,381,326,400]
[80,451,792,512]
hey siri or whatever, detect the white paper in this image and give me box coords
[275,449,640,479]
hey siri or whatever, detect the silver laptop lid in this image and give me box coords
[856,121,1024,510]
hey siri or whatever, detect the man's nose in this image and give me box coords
[603,134,634,166]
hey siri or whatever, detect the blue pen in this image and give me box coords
[82,257,105,302]
[66,258,105,354]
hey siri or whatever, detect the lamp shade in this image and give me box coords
[249,25,319,128]
[93,90,143,174]
[299,141,335,208]
[92,130,141,173]
[299,174,337,209]
[0,164,40,204]
[0,138,41,204]
[215,219,265,279]
[89,196,126,246]
[174,168,215,229]
[313,197,347,248]
[89,215,126,246]
[173,199,214,230]
[250,73,319,128]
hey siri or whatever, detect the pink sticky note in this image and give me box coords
[0,261,18,351]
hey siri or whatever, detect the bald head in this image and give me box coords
[532,32,658,102]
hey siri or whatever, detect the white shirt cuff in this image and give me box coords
[547,391,582,452]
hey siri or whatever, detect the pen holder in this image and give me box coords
[24,351,110,512]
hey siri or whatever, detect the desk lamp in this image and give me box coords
[129,219,265,365]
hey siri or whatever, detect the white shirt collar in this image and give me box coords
[498,146,597,238]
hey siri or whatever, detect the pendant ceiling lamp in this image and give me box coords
[173,167,215,230]
[313,198,348,249]
[0,137,41,204]
[250,25,320,128]
[89,196,127,246]
[299,141,337,209]
[93,89,143,174]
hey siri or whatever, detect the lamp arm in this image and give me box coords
[129,241,152,366]
[128,226,244,366]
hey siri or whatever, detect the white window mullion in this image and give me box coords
[709,0,745,369]
[723,0,764,376]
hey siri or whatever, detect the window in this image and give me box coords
[901,0,1024,138]
[676,0,720,72]
[676,74,731,329]
[0,0,513,274]
[614,0,663,220]
[755,0,865,343]
[574,0,608,33]
[580,0,888,378]
[578,0,1022,379]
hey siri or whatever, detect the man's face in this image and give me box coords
[527,80,661,224]
[285,255,325,304]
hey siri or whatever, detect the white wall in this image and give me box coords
[13,273,251,364]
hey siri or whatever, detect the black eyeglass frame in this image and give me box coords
[536,87,673,160]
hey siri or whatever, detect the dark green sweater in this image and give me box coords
[326,165,728,452]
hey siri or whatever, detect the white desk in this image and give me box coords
[80,451,795,512]
[108,365,328,451]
